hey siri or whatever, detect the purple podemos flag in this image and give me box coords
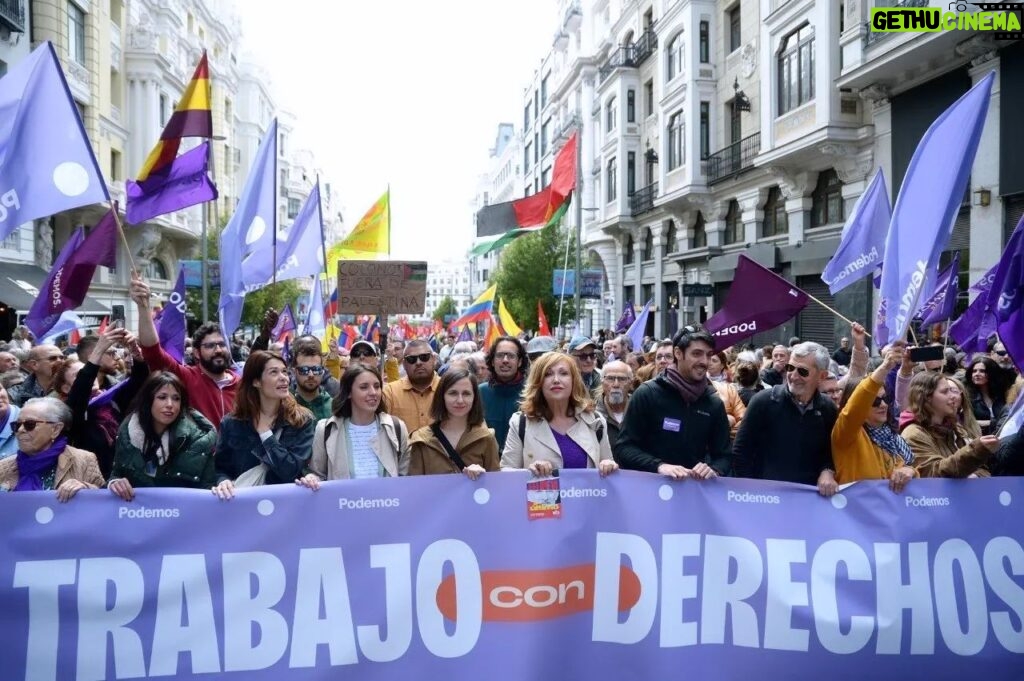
[125,141,217,224]
[157,265,188,363]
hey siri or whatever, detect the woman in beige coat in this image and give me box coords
[297,365,409,489]
[501,352,617,476]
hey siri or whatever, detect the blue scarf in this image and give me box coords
[865,424,914,465]
[15,436,68,491]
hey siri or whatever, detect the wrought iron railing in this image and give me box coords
[598,27,658,82]
[634,28,658,65]
[702,132,761,184]
[0,0,25,33]
[629,182,658,216]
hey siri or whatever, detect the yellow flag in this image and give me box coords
[497,298,522,337]
[327,189,390,270]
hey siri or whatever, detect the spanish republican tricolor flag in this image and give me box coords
[135,52,213,181]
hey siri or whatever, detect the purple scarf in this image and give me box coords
[15,436,68,491]
[663,366,709,404]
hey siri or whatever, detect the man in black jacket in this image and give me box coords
[733,341,839,496]
[615,325,731,480]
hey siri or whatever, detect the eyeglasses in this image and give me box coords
[200,341,228,350]
[11,419,58,432]
[574,352,597,361]
[404,353,433,365]
[295,366,325,376]
[784,364,811,378]
[995,350,1008,357]
[494,352,519,361]
[352,350,376,359]
[872,396,888,408]
[604,375,630,384]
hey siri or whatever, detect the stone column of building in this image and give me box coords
[651,221,665,338]
[632,226,644,303]
[771,169,814,247]
[738,188,767,246]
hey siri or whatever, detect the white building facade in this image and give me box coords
[425,260,471,321]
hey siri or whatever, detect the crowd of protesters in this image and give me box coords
[0,271,1022,502]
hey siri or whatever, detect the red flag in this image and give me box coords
[483,314,501,351]
[69,328,81,346]
[705,255,810,348]
[98,316,109,335]
[537,301,551,336]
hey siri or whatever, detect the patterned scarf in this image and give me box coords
[865,424,914,465]
[663,366,709,404]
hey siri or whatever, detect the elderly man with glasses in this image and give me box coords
[9,344,64,407]
[596,360,633,456]
[733,341,840,496]
[383,339,441,432]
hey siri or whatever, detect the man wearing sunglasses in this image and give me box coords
[350,340,381,370]
[291,337,333,420]
[9,344,64,407]
[568,335,602,396]
[733,342,839,496]
[383,339,440,432]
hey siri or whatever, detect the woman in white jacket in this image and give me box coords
[501,352,617,476]
[297,364,409,489]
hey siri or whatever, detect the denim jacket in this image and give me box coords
[215,414,315,484]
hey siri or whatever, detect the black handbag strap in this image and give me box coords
[431,423,468,470]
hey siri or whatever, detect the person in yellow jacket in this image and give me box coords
[831,346,917,492]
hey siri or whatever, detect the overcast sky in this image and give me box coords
[240,0,557,265]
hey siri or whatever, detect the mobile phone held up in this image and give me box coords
[111,304,126,330]
[908,345,944,364]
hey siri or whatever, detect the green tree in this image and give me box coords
[185,217,306,331]
[492,220,578,332]
[432,295,459,323]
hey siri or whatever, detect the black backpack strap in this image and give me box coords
[431,423,468,470]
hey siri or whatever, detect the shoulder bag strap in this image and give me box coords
[430,423,468,470]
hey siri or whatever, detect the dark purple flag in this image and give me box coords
[705,255,810,348]
[272,303,296,341]
[156,265,187,363]
[949,293,993,356]
[988,216,1024,373]
[25,210,118,338]
[918,251,960,326]
[614,302,635,333]
[125,141,217,224]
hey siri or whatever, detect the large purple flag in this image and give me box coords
[271,303,296,341]
[266,181,325,285]
[219,119,278,335]
[876,72,994,346]
[125,142,217,224]
[625,300,652,352]
[918,252,960,326]
[304,275,327,338]
[971,262,997,293]
[25,211,118,338]
[822,168,889,295]
[987,217,1024,373]
[0,42,109,241]
[948,293,991,356]
[157,265,188,363]
[705,255,810,348]
[614,302,635,333]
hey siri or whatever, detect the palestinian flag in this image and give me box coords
[471,194,571,256]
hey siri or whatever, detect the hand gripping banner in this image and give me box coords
[1,472,1022,680]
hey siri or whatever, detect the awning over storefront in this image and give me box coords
[0,262,111,319]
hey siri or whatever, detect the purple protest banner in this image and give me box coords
[705,255,810,347]
[1,473,1022,680]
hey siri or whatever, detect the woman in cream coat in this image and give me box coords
[501,352,617,476]
[297,364,409,489]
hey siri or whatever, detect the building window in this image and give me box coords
[728,6,742,53]
[606,97,617,132]
[627,152,636,195]
[692,212,707,248]
[778,23,815,116]
[606,157,617,202]
[541,74,549,107]
[2,228,20,251]
[145,258,169,281]
[667,32,684,81]
[644,80,654,117]
[724,200,743,244]
[542,165,551,187]
[666,220,678,253]
[541,119,549,155]
[627,89,636,123]
[642,228,654,260]
[524,103,531,131]
[668,111,684,170]
[109,149,121,181]
[811,169,844,227]
[624,234,634,264]
[68,2,86,65]
[699,20,710,63]
[159,95,168,125]
[288,197,301,219]
[534,133,539,162]
[524,143,532,171]
[699,101,710,159]
[762,186,789,237]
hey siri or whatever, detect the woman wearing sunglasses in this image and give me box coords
[0,384,20,459]
[107,373,217,501]
[831,347,917,492]
[297,364,409,488]
[0,396,104,500]
[407,368,499,478]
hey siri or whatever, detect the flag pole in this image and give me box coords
[201,141,212,322]
[272,138,278,287]
[572,129,583,336]
[109,200,137,274]
[555,215,572,338]
[806,292,872,339]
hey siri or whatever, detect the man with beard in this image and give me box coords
[290,336,333,420]
[130,273,239,429]
[479,336,527,450]
[733,342,838,496]
[383,339,440,432]
[615,326,731,480]
[596,360,632,456]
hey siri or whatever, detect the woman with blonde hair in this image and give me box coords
[212,351,314,499]
[902,371,998,478]
[945,376,982,440]
[501,352,617,476]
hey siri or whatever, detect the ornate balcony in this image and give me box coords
[702,132,761,185]
[629,182,658,216]
[563,0,581,31]
[598,28,658,83]
[0,0,25,34]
